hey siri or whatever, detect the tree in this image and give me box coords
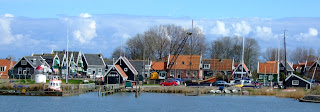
[262,48,278,61]
[290,47,317,64]
[111,46,124,59]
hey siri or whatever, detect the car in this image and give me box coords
[160,80,178,86]
[212,81,231,87]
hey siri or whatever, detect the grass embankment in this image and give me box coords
[247,87,307,99]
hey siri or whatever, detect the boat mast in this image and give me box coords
[241,36,245,79]
[66,19,69,84]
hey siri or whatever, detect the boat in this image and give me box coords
[47,76,62,91]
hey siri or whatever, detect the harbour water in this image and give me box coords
[1,92,319,112]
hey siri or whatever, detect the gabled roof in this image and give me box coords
[52,51,80,64]
[151,62,167,71]
[306,61,314,67]
[115,65,128,78]
[83,54,105,66]
[258,62,278,74]
[307,61,320,71]
[115,56,138,75]
[203,59,233,71]
[280,61,294,71]
[167,55,201,70]
[104,65,128,80]
[285,74,312,85]
[13,56,50,68]
[232,63,252,76]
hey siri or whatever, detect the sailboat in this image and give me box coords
[230,36,253,87]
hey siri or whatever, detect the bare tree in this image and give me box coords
[290,47,317,64]
[262,48,278,61]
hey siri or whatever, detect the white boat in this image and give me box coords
[48,76,62,91]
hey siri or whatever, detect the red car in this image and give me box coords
[160,80,178,86]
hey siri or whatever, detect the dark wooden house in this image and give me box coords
[285,74,312,89]
[11,56,50,79]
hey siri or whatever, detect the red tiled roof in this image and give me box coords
[0,59,15,78]
[115,65,128,78]
[306,61,314,66]
[293,64,300,70]
[151,62,167,70]
[168,55,201,70]
[203,59,233,71]
[258,62,278,74]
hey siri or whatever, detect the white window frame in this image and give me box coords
[292,80,299,85]
[124,68,128,72]
[170,70,174,77]
[18,67,22,75]
[21,60,27,65]
[186,71,190,77]
[26,68,30,75]
[98,68,102,75]
[268,75,273,80]
[88,68,92,74]
[259,75,263,79]
[193,71,197,77]
[0,66,6,72]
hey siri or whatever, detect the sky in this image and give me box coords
[0,0,320,60]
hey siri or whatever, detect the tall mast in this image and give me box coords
[66,19,69,84]
[284,30,287,77]
[277,37,280,83]
[241,36,245,79]
[190,20,193,79]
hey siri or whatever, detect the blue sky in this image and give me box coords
[0,0,320,60]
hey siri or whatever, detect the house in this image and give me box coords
[202,59,234,78]
[32,53,60,75]
[285,74,312,89]
[150,61,167,80]
[167,55,203,80]
[293,62,306,76]
[232,62,252,79]
[104,56,138,84]
[52,50,84,77]
[304,61,320,80]
[129,60,152,80]
[11,56,51,79]
[279,61,294,76]
[0,58,16,79]
[257,61,279,82]
[82,54,106,78]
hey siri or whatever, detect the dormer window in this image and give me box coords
[21,60,27,65]
[182,61,184,65]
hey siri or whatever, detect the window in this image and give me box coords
[292,80,299,85]
[18,67,22,75]
[98,68,102,75]
[186,71,190,77]
[23,70,27,75]
[21,60,27,65]
[32,59,36,65]
[268,75,273,80]
[145,65,151,70]
[26,68,30,75]
[259,75,263,79]
[88,68,91,74]
[170,70,174,77]
[193,71,197,77]
[124,68,128,72]
[0,66,6,72]
[182,61,185,65]
[203,64,210,69]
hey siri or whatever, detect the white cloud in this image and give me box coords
[0,14,23,44]
[232,21,251,36]
[79,13,92,18]
[71,13,97,44]
[4,13,14,18]
[210,21,229,36]
[309,28,318,36]
[295,28,319,42]
[255,26,273,40]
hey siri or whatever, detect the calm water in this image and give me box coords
[0,92,319,112]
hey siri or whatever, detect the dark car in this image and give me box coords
[160,80,178,86]
[212,81,231,87]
